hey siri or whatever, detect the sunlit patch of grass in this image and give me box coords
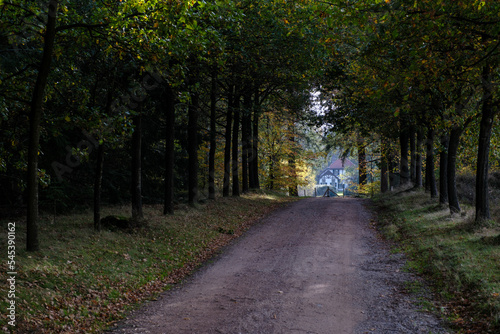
[374,189,500,333]
[0,190,296,333]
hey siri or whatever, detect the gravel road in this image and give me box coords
[108,198,451,334]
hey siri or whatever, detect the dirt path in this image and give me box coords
[108,198,450,334]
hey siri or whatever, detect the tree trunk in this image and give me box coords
[250,88,260,189]
[425,128,438,198]
[399,127,410,185]
[223,89,234,197]
[208,71,217,200]
[439,134,449,204]
[232,94,240,197]
[241,92,252,193]
[476,64,497,223]
[414,129,423,188]
[288,127,298,196]
[188,92,199,206]
[248,110,256,190]
[358,140,367,186]
[410,126,416,183]
[448,127,463,214]
[380,138,389,193]
[269,157,276,190]
[93,143,105,231]
[250,104,260,189]
[131,113,143,221]
[164,85,176,215]
[27,0,58,251]
[388,144,397,190]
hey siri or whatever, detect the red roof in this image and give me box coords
[328,158,355,169]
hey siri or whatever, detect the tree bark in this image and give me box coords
[425,128,438,198]
[131,113,143,221]
[475,64,497,223]
[250,103,260,189]
[414,129,423,188]
[241,91,252,193]
[399,127,410,185]
[208,71,217,200]
[232,94,240,197]
[288,127,298,196]
[447,128,462,214]
[439,134,449,204]
[93,143,104,231]
[188,92,199,206]
[164,85,176,215]
[410,126,416,183]
[223,89,234,197]
[358,140,367,186]
[248,109,256,190]
[388,143,397,190]
[27,0,58,251]
[380,138,389,193]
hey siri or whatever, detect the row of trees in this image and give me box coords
[2,0,498,252]
[0,0,333,251]
[320,0,499,223]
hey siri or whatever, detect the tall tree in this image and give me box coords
[188,90,200,206]
[475,64,498,223]
[26,0,58,251]
[131,112,143,221]
[163,85,176,215]
[232,92,240,197]
[222,89,234,197]
[399,127,410,185]
[425,128,438,198]
[208,70,217,200]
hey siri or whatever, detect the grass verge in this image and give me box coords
[374,188,500,334]
[0,190,297,333]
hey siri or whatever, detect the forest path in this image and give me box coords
[108,198,449,334]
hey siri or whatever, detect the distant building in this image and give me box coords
[317,157,355,192]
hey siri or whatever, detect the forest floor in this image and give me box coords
[0,191,297,333]
[108,198,451,334]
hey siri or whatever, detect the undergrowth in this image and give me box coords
[0,190,297,333]
[375,188,500,334]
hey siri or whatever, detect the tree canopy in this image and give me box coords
[0,0,498,251]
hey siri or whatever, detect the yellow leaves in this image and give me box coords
[64,115,71,122]
[475,0,486,10]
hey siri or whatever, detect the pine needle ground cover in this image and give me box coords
[0,191,297,333]
[374,190,500,334]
